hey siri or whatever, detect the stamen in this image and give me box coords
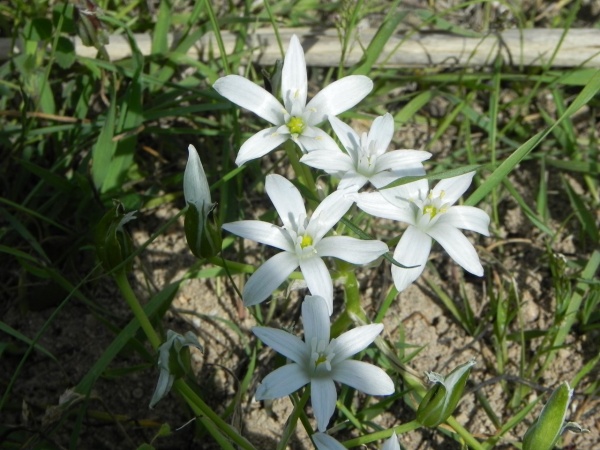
[300,234,313,248]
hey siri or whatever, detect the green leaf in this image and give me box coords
[563,176,599,243]
[467,70,600,206]
[0,321,58,363]
[53,3,76,34]
[394,90,436,124]
[352,10,408,76]
[24,17,53,41]
[75,282,180,397]
[56,36,76,69]
[92,90,117,190]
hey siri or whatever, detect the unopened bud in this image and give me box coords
[94,202,136,272]
[183,145,221,258]
[416,359,475,427]
[523,381,578,450]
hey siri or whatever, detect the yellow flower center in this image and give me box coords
[300,234,313,248]
[423,204,439,218]
[287,116,305,135]
[315,354,328,366]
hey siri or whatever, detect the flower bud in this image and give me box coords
[94,202,136,272]
[149,330,202,409]
[523,381,574,450]
[416,359,475,427]
[183,145,221,258]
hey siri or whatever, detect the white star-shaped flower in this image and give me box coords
[301,113,431,191]
[253,296,394,431]
[223,174,388,313]
[213,35,373,165]
[355,172,490,292]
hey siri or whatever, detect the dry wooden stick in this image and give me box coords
[3,28,600,68]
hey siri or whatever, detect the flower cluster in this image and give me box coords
[182,34,490,447]
[212,34,489,302]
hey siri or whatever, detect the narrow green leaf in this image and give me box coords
[467,70,600,206]
[24,17,53,41]
[75,282,180,396]
[56,36,76,69]
[352,10,408,76]
[92,90,117,190]
[0,321,58,363]
[394,90,436,124]
[563,175,599,243]
[0,207,50,262]
[546,158,600,174]
[412,9,482,37]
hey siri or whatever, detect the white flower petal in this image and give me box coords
[297,127,341,153]
[252,327,307,365]
[391,226,431,292]
[266,174,306,230]
[382,433,400,450]
[427,224,484,276]
[328,115,360,158]
[355,191,415,224]
[311,377,337,431]
[375,150,432,172]
[331,360,394,395]
[302,295,331,344]
[243,252,299,306]
[255,363,310,400]
[368,113,394,155]
[317,236,388,264]
[437,206,490,236]
[222,220,292,251]
[379,179,429,207]
[305,75,373,125]
[330,323,383,363]
[432,171,475,205]
[282,35,308,112]
[313,432,346,450]
[370,168,424,190]
[309,191,353,241]
[300,150,354,173]
[213,75,284,125]
[149,369,174,408]
[236,127,289,166]
[338,172,369,192]
[299,256,333,314]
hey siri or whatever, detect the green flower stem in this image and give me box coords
[114,268,161,350]
[207,256,255,274]
[446,416,485,450]
[284,142,317,199]
[174,379,257,450]
[276,389,311,450]
[331,270,366,336]
[114,270,256,450]
[343,270,364,319]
